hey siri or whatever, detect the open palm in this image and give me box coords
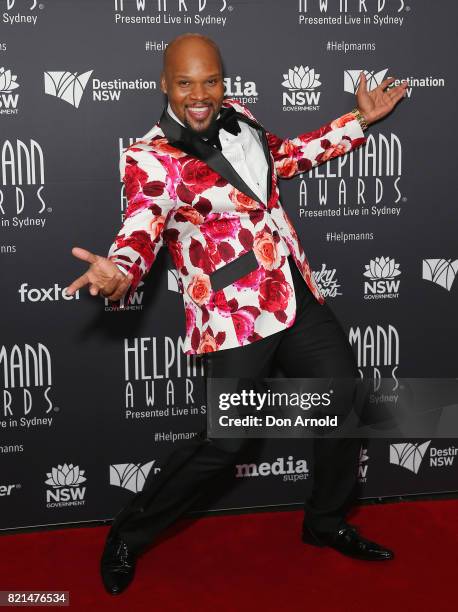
[356,71,408,126]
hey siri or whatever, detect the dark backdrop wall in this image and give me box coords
[1,0,457,531]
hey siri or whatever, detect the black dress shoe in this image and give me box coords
[302,524,394,561]
[100,535,137,595]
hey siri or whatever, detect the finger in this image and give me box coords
[65,273,90,296]
[390,88,408,104]
[378,76,397,91]
[357,71,367,93]
[89,283,100,297]
[106,274,133,302]
[71,246,98,265]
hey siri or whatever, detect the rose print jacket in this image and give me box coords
[107,99,366,355]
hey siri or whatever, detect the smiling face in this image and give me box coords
[160,35,225,133]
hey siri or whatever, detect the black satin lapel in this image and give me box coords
[159,109,264,205]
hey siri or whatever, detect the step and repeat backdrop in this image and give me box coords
[1,0,457,531]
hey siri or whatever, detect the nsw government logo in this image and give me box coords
[363,256,401,300]
[110,461,160,493]
[45,463,87,508]
[358,447,369,484]
[235,456,309,482]
[0,67,20,116]
[282,65,321,112]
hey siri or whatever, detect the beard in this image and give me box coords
[184,107,219,136]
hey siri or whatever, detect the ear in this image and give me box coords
[160,72,167,95]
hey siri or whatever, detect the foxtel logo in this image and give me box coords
[19,283,79,302]
[0,483,20,497]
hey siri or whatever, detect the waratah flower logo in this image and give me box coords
[282,66,321,91]
[45,463,87,488]
[363,256,401,280]
[0,67,19,93]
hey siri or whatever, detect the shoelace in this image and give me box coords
[115,541,131,566]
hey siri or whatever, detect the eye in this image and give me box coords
[207,79,218,85]
[178,80,190,86]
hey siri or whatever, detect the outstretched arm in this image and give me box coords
[269,71,408,179]
[66,148,175,305]
[106,148,176,304]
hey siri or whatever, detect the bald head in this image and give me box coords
[163,33,223,74]
[160,33,225,133]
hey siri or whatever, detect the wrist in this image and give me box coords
[351,107,369,131]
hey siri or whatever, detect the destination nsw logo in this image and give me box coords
[44,69,156,108]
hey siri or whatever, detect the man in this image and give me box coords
[66,33,407,595]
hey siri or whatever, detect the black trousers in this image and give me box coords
[109,256,362,556]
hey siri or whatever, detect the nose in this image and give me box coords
[189,82,208,101]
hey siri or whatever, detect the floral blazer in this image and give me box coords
[108,99,366,355]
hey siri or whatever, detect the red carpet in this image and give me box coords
[1,500,456,611]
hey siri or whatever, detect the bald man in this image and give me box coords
[67,33,407,595]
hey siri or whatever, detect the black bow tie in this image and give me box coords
[184,106,241,150]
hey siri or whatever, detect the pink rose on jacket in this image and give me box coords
[231,306,259,344]
[253,230,279,270]
[198,328,226,353]
[198,330,218,352]
[175,205,204,225]
[201,213,241,243]
[155,153,181,200]
[187,273,211,305]
[185,304,196,337]
[207,289,233,315]
[234,266,265,291]
[149,215,165,241]
[151,136,186,158]
[181,158,227,194]
[229,188,258,211]
[168,238,184,270]
[123,157,148,200]
[114,230,156,269]
[276,157,298,178]
[330,113,357,129]
[259,269,291,313]
[320,139,351,162]
[278,140,300,158]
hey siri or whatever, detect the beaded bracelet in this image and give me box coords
[351,107,369,131]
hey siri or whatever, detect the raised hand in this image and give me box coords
[356,71,408,126]
[65,247,133,301]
